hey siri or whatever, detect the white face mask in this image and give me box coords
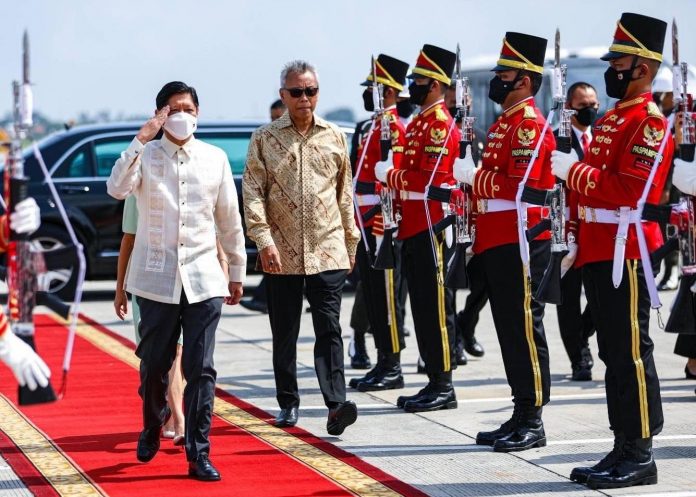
[164,111,197,140]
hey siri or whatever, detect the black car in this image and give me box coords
[10,121,354,299]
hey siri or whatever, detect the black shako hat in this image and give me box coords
[408,44,457,86]
[491,32,547,74]
[361,54,409,91]
[601,12,667,63]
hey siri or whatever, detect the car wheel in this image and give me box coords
[31,224,80,301]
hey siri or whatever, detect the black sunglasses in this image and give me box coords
[283,87,319,98]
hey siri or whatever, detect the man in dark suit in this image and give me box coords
[555,81,599,381]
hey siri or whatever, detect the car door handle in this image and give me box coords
[57,185,90,193]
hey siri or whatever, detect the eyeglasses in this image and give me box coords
[283,87,319,98]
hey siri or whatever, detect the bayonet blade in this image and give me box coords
[456,43,461,80]
[23,30,30,85]
[554,28,560,68]
[672,18,679,66]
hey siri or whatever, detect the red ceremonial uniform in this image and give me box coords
[354,107,406,232]
[472,97,555,253]
[386,100,460,240]
[567,93,673,266]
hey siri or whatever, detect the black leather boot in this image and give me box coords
[349,362,382,389]
[570,433,625,484]
[358,353,404,391]
[396,382,433,409]
[349,329,371,369]
[403,372,457,413]
[586,438,657,489]
[476,404,523,446]
[493,406,546,452]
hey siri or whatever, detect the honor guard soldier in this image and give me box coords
[375,44,460,412]
[551,13,672,489]
[454,32,555,451]
[351,54,410,392]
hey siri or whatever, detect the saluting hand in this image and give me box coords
[136,105,170,144]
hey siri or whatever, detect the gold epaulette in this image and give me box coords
[646,101,663,118]
[435,108,448,121]
[523,105,537,120]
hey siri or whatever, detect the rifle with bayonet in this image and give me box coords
[522,28,574,304]
[372,56,400,270]
[426,44,474,289]
[665,18,696,334]
[3,31,59,404]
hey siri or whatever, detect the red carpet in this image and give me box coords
[0,314,425,497]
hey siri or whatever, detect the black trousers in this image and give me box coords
[674,333,696,358]
[135,293,222,462]
[401,230,456,374]
[455,254,488,349]
[355,227,406,354]
[266,270,348,409]
[557,266,595,365]
[582,260,663,439]
[479,241,551,407]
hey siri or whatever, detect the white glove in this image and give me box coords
[9,197,41,235]
[550,149,579,181]
[453,146,478,185]
[672,157,696,196]
[0,330,51,391]
[374,150,394,183]
[560,241,578,278]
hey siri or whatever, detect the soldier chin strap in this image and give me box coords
[33,144,86,397]
[514,109,555,277]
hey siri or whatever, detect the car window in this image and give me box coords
[197,135,250,175]
[53,145,92,178]
[95,139,136,177]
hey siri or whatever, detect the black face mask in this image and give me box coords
[397,99,415,119]
[448,106,458,118]
[362,89,374,112]
[604,59,638,99]
[572,106,599,127]
[408,81,431,106]
[488,73,521,104]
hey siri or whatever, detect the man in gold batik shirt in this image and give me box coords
[243,60,360,436]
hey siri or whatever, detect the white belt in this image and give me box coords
[356,194,380,207]
[477,198,517,214]
[400,191,425,201]
[578,205,645,289]
[578,206,641,224]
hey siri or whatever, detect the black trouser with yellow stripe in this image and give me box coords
[401,229,455,375]
[479,241,551,407]
[355,227,406,354]
[582,260,663,439]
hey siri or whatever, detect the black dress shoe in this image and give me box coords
[357,366,404,392]
[586,438,657,489]
[396,384,433,409]
[493,406,546,452]
[327,401,358,436]
[239,298,268,314]
[571,362,592,381]
[476,405,522,446]
[685,365,696,380]
[570,434,625,484]
[403,388,457,413]
[464,337,485,357]
[275,407,299,427]
[455,349,468,366]
[136,427,161,463]
[188,454,221,481]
